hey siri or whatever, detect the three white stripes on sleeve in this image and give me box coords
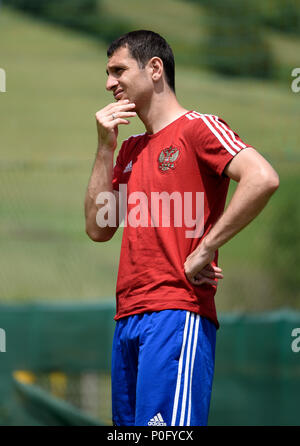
[171,311,200,426]
[186,111,247,156]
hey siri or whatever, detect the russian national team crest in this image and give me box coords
[158,145,180,173]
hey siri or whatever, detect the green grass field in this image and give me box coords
[0,5,299,312]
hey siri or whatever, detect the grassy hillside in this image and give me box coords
[0,6,299,312]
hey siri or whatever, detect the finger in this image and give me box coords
[109,111,137,121]
[102,99,131,112]
[202,266,223,278]
[198,273,223,280]
[189,276,219,287]
[210,265,223,272]
[203,264,222,273]
[102,109,136,124]
[105,102,136,116]
[99,111,136,128]
[197,269,223,279]
[97,102,135,120]
[112,118,131,126]
[194,271,220,283]
[185,264,218,280]
[115,102,136,109]
[113,103,136,113]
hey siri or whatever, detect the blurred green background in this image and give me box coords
[1,0,299,311]
[0,0,299,426]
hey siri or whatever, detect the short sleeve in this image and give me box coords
[112,141,126,191]
[191,114,253,176]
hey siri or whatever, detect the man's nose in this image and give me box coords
[106,75,118,91]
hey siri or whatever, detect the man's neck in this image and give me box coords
[137,92,188,135]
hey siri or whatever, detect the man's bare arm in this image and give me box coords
[184,147,280,285]
[85,99,136,242]
[85,149,119,242]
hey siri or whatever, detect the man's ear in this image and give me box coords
[148,57,163,82]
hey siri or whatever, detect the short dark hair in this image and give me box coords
[107,30,175,93]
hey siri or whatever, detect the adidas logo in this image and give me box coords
[123,160,132,173]
[147,412,167,426]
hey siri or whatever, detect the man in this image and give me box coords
[84,30,279,426]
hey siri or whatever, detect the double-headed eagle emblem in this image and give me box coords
[158,146,180,172]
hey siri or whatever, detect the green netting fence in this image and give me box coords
[0,303,299,426]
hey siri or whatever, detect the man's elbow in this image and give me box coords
[85,226,113,243]
[260,168,280,196]
[265,170,280,194]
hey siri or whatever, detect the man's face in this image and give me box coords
[106,46,152,107]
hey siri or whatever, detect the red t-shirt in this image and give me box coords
[112,111,252,328]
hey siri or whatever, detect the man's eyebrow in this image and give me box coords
[106,64,127,75]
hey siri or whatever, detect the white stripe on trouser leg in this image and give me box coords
[171,311,190,426]
[187,314,200,426]
[179,313,195,426]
